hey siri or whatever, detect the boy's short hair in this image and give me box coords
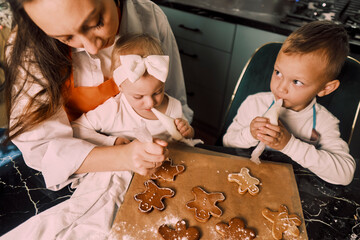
[282,21,349,80]
[111,33,165,73]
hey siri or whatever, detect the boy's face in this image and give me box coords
[121,75,165,117]
[270,49,331,111]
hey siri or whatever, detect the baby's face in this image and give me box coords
[121,75,165,117]
[270,49,330,111]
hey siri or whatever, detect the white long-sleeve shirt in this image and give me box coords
[223,92,356,185]
[9,0,192,190]
[71,93,183,145]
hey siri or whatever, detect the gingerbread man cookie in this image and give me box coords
[228,167,260,195]
[215,218,256,240]
[158,220,200,240]
[186,186,225,223]
[262,204,302,239]
[134,180,175,212]
[151,158,185,182]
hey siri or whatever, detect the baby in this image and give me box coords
[72,34,194,146]
[223,21,355,185]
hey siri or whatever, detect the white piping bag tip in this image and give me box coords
[151,108,183,141]
[276,98,283,106]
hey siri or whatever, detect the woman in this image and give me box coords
[5,0,192,190]
[3,0,192,238]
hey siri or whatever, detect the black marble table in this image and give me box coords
[0,128,73,236]
[1,127,359,239]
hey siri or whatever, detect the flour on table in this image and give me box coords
[109,214,182,239]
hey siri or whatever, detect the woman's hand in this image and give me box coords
[175,118,194,139]
[77,139,168,176]
[118,139,168,176]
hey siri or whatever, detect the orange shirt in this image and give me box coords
[62,7,121,121]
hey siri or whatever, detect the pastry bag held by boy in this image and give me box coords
[250,99,283,164]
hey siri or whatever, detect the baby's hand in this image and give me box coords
[114,137,131,145]
[175,118,195,139]
[256,120,291,150]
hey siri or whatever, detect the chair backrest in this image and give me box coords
[218,42,360,146]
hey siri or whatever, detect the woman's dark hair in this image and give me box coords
[5,0,72,140]
[5,0,121,141]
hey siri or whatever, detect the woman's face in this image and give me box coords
[24,0,119,54]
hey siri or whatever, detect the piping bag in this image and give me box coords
[250,98,283,165]
[133,119,153,143]
[151,108,204,147]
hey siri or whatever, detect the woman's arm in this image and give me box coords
[12,101,167,190]
[77,139,168,176]
[12,108,168,190]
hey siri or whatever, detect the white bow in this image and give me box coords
[113,55,169,86]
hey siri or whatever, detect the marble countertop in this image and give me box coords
[153,0,297,36]
[161,0,294,20]
[1,128,359,239]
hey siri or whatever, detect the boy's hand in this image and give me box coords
[256,120,291,150]
[114,137,131,145]
[250,117,269,140]
[175,118,195,139]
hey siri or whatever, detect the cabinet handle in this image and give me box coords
[179,49,198,59]
[178,24,201,33]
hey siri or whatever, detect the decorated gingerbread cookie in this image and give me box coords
[134,180,175,212]
[186,186,225,223]
[215,217,256,240]
[151,158,185,182]
[228,167,260,195]
[262,204,302,239]
[158,220,200,240]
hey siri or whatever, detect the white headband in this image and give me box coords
[113,55,169,86]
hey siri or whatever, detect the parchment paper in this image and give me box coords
[110,143,308,240]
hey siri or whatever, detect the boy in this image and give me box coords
[223,21,355,185]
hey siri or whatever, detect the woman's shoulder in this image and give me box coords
[126,0,162,10]
[166,94,182,118]
[130,0,158,6]
[126,0,167,18]
[167,94,181,105]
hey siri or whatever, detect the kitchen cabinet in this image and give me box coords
[223,25,287,124]
[160,6,287,134]
[161,6,235,134]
